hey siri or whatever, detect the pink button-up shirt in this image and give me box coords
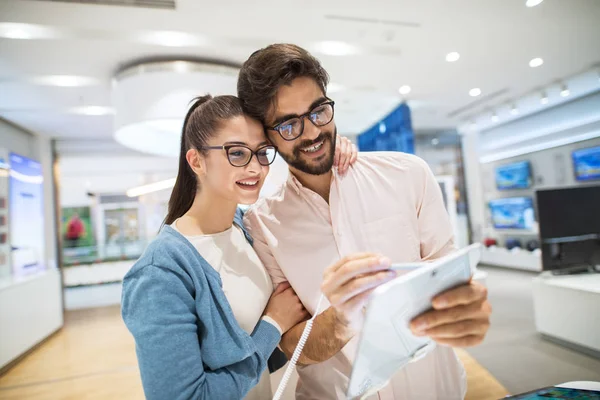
[244,152,467,400]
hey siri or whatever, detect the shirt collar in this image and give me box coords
[286,169,338,196]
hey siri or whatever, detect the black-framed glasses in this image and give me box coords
[268,100,335,141]
[201,144,278,167]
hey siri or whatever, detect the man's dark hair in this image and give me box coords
[237,43,330,124]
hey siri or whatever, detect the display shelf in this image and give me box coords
[0,267,63,369]
[533,271,600,355]
[480,246,542,271]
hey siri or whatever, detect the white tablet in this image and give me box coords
[346,244,482,399]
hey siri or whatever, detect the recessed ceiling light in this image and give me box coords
[69,106,114,116]
[431,138,440,145]
[31,75,99,87]
[138,30,205,47]
[540,92,549,104]
[469,88,482,97]
[491,113,499,123]
[399,85,411,95]
[446,52,460,62]
[529,58,544,68]
[510,105,519,115]
[526,0,544,7]
[312,41,359,56]
[560,84,570,97]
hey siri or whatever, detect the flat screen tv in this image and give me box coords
[495,161,532,190]
[572,145,600,181]
[489,197,535,230]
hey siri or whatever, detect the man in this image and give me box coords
[239,44,491,399]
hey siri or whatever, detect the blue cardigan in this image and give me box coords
[121,210,281,400]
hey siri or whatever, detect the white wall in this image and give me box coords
[0,118,63,369]
[462,90,600,244]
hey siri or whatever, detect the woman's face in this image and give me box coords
[197,115,272,206]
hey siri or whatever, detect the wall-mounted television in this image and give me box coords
[495,161,532,190]
[489,197,535,230]
[572,145,600,181]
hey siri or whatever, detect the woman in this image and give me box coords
[121,94,356,400]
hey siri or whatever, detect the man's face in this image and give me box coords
[265,77,336,176]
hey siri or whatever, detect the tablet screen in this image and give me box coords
[505,386,600,399]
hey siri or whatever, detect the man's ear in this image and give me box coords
[186,148,204,176]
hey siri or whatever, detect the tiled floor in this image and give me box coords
[0,306,508,399]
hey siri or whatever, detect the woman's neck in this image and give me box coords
[176,191,238,236]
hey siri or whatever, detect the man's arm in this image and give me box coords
[244,212,395,365]
[279,307,354,365]
[409,158,492,347]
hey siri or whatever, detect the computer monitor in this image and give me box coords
[489,197,535,230]
[536,185,600,272]
[572,145,600,182]
[495,161,532,190]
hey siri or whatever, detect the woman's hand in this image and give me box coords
[264,282,310,333]
[334,136,358,175]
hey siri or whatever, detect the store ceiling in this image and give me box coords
[1,0,600,144]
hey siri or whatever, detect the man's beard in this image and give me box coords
[278,128,337,176]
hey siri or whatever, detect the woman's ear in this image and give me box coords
[186,148,204,177]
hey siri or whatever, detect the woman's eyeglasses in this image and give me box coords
[201,144,278,167]
[268,100,335,141]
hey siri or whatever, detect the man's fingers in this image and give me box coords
[341,139,352,174]
[350,144,358,165]
[410,299,491,332]
[323,256,391,290]
[328,269,396,306]
[326,253,380,275]
[420,318,490,339]
[429,334,484,348]
[432,281,488,310]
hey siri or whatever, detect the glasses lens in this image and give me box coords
[278,119,303,140]
[227,146,252,166]
[257,146,277,165]
[309,103,334,127]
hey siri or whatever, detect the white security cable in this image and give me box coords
[272,293,326,400]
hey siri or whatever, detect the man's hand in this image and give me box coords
[321,253,395,333]
[410,280,492,347]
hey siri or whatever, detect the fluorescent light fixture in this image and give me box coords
[399,85,411,95]
[529,58,544,68]
[139,30,205,47]
[327,82,345,93]
[480,129,600,164]
[9,170,44,184]
[540,92,549,104]
[510,105,519,115]
[312,41,359,56]
[69,106,114,116]
[469,88,482,97]
[491,113,499,123]
[31,75,99,87]
[127,178,176,197]
[526,0,544,7]
[560,84,570,97]
[0,23,60,40]
[446,52,460,62]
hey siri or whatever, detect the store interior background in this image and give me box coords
[1,0,600,398]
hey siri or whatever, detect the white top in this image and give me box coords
[173,221,275,400]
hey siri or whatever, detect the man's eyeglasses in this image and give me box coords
[268,100,335,141]
[202,144,277,167]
